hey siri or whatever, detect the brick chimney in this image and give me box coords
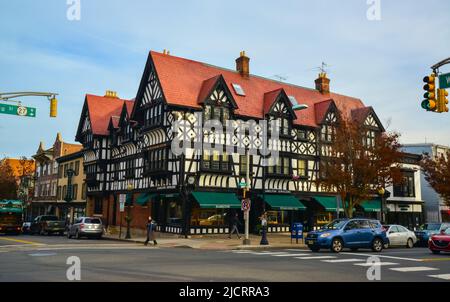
[236,51,250,78]
[315,72,330,94]
[105,90,119,98]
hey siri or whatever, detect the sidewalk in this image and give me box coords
[104,232,307,250]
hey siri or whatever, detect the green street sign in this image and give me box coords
[0,103,36,117]
[439,72,450,89]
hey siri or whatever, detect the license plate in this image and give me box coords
[307,240,315,245]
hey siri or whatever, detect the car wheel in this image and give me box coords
[372,238,383,252]
[432,250,440,255]
[331,238,344,253]
[406,238,414,249]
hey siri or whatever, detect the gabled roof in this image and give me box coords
[351,106,385,131]
[150,51,367,127]
[314,100,334,124]
[263,88,296,118]
[77,94,134,138]
[197,75,222,105]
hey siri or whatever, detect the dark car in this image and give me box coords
[30,215,66,236]
[428,227,450,254]
[415,223,450,246]
[305,218,389,253]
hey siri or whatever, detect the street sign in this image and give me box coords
[119,194,126,212]
[0,103,36,117]
[239,182,247,188]
[241,198,251,211]
[439,72,450,89]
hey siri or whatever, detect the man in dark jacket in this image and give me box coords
[144,216,157,246]
[228,213,242,239]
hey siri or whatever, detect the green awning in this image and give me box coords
[313,196,344,212]
[360,199,381,212]
[191,192,241,209]
[261,194,306,210]
[0,200,23,213]
[125,193,133,206]
[135,193,158,206]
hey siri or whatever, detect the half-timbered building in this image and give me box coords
[76,51,388,235]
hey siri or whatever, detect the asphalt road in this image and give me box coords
[1,234,449,282]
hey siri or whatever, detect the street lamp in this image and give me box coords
[126,182,134,239]
[378,187,386,223]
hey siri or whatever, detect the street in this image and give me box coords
[1,235,449,282]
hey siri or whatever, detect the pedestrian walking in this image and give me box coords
[144,216,157,246]
[260,212,269,245]
[228,213,242,239]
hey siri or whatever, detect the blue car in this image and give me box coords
[305,219,389,253]
[414,223,450,246]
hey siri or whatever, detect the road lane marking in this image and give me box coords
[428,274,450,280]
[421,258,450,262]
[354,262,398,267]
[0,237,44,245]
[390,267,439,272]
[321,258,365,263]
[285,249,310,252]
[343,252,422,262]
[28,252,57,257]
[272,253,312,257]
[231,250,258,253]
[253,252,289,255]
[295,256,337,260]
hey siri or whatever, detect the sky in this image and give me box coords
[1,0,450,158]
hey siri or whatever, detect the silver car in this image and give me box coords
[67,217,104,239]
[384,224,417,248]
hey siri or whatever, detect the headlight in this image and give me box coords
[319,233,331,238]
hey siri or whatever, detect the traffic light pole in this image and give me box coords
[0,91,59,117]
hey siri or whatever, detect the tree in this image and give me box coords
[421,151,450,206]
[317,117,403,218]
[0,158,18,200]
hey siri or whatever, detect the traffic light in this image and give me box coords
[50,97,57,117]
[422,74,437,111]
[437,88,449,113]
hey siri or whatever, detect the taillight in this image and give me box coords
[80,224,85,229]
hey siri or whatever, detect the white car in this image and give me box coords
[383,224,417,248]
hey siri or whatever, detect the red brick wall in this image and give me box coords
[112,193,152,230]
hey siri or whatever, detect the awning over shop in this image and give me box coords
[313,196,344,212]
[135,193,158,206]
[261,194,306,210]
[360,199,381,212]
[191,192,241,209]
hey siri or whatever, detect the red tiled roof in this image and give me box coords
[263,89,283,115]
[197,75,222,104]
[151,51,366,127]
[351,107,372,124]
[314,100,333,124]
[85,94,133,136]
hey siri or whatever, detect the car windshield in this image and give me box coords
[322,220,347,230]
[41,216,58,221]
[420,223,441,231]
[84,218,101,224]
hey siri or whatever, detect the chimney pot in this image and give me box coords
[236,51,250,78]
[315,73,330,94]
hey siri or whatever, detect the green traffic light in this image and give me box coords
[421,100,429,110]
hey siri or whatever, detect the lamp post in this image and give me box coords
[183,175,196,239]
[126,182,134,239]
[378,187,386,223]
[65,168,75,225]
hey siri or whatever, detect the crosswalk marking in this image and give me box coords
[285,249,310,252]
[254,252,289,255]
[354,262,398,267]
[390,267,439,272]
[272,253,312,257]
[428,274,450,280]
[295,256,337,260]
[322,258,365,263]
[343,252,421,262]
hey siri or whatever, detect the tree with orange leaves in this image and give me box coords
[421,151,450,206]
[317,116,403,218]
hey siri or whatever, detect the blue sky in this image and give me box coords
[1,0,450,158]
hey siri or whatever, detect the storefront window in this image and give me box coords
[266,210,289,225]
[191,208,228,227]
[166,200,183,224]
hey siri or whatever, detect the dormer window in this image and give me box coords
[204,105,230,124]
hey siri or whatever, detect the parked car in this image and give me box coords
[30,215,66,235]
[415,223,450,246]
[22,222,32,234]
[67,217,104,239]
[383,225,417,248]
[428,227,450,254]
[305,218,389,253]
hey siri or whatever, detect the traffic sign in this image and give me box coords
[439,72,450,89]
[0,103,36,117]
[241,198,251,211]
